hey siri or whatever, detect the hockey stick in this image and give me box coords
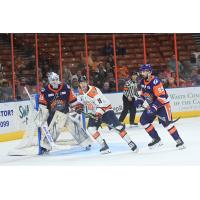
[24,87,58,149]
[81,111,120,131]
[141,105,180,124]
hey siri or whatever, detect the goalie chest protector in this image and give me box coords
[39,83,76,113]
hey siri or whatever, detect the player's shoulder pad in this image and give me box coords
[152,76,161,86]
[94,86,102,93]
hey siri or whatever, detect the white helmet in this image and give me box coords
[48,72,61,89]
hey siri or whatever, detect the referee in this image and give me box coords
[119,72,138,126]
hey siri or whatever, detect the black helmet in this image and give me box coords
[79,75,87,83]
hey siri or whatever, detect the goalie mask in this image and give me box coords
[48,72,61,89]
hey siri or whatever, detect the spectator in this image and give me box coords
[190,53,196,64]
[116,42,126,56]
[163,66,172,79]
[107,55,115,67]
[167,54,184,75]
[63,66,72,85]
[117,66,129,80]
[190,69,200,86]
[102,41,113,56]
[0,80,12,101]
[77,70,84,82]
[15,57,26,73]
[71,75,80,94]
[101,82,112,93]
[158,71,168,88]
[80,50,100,71]
[105,62,114,75]
[167,77,177,88]
[97,62,107,83]
[171,71,187,87]
[0,72,8,86]
[106,72,116,91]
[93,79,102,89]
[16,77,29,100]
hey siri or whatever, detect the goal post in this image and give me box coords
[35,93,42,155]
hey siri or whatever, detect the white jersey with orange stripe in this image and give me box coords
[78,85,113,115]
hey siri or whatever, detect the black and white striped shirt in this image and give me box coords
[123,79,138,98]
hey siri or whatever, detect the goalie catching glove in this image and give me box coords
[74,103,84,114]
[89,112,102,123]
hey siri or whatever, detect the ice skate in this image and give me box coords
[40,147,50,155]
[128,141,138,153]
[148,137,163,149]
[176,139,185,150]
[85,144,92,151]
[100,139,111,154]
[40,139,52,154]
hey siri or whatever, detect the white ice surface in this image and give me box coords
[0,117,200,166]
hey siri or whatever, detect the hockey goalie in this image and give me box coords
[9,72,92,156]
[37,72,92,154]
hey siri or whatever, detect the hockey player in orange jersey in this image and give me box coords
[78,76,138,154]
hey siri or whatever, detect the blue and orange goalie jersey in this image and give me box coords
[39,83,77,114]
[139,75,169,108]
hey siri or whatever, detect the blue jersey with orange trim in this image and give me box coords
[139,75,169,108]
[39,83,77,114]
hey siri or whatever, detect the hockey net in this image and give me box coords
[8,94,90,156]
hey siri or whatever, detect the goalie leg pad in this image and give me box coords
[48,111,68,141]
[34,105,49,127]
[45,111,92,148]
[66,116,92,147]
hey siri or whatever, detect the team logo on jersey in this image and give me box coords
[147,86,151,89]
[153,79,159,85]
[50,99,65,110]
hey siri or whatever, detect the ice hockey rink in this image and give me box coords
[0,116,200,166]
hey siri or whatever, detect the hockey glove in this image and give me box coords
[134,99,144,108]
[94,112,102,123]
[74,103,84,114]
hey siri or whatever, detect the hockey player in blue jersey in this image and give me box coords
[134,64,185,149]
[38,72,91,153]
[39,72,78,125]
